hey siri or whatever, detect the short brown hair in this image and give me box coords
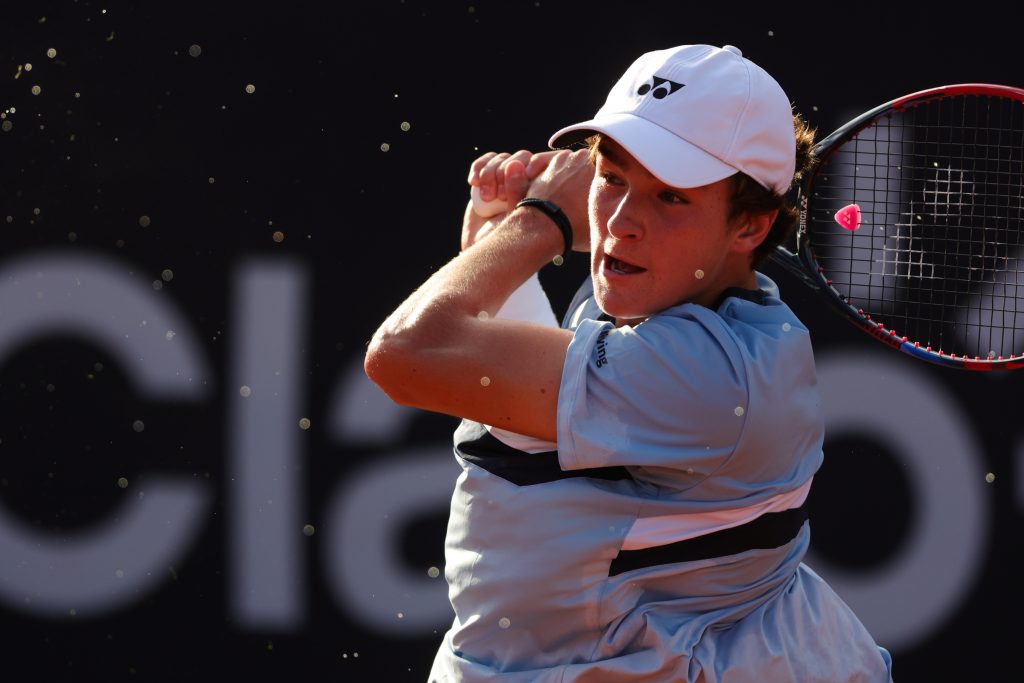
[729,112,817,267]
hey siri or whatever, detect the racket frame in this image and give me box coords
[770,83,1024,370]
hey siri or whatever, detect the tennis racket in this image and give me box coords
[768,83,1024,370]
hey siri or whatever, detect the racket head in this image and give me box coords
[794,83,1024,370]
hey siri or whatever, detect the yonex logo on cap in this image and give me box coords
[549,44,796,194]
[637,76,685,100]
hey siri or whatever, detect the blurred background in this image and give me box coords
[0,1,1019,680]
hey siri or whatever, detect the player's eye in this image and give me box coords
[659,190,688,204]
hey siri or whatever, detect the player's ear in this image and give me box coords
[730,210,777,255]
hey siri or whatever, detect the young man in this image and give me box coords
[365,43,895,682]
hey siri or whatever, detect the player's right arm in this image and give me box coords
[364,149,592,442]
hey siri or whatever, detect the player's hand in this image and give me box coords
[523,149,594,253]
[462,151,557,250]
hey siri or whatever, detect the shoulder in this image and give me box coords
[713,272,815,365]
[562,272,811,376]
[561,277,606,330]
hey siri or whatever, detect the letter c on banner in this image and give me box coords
[0,251,212,617]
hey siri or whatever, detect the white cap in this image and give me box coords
[548,44,796,195]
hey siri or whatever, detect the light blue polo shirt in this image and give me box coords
[429,273,894,682]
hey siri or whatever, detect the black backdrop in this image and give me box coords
[0,2,1019,681]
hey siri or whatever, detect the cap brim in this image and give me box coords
[548,113,738,190]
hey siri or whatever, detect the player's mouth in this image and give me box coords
[603,254,646,276]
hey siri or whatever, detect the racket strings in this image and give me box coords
[809,92,1024,359]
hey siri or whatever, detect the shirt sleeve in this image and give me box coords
[556,308,750,477]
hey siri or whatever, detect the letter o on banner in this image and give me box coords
[807,349,990,651]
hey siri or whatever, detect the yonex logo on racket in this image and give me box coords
[637,76,684,100]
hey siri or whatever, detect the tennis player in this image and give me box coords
[365,43,895,682]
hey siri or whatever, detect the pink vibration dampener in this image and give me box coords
[834,203,862,231]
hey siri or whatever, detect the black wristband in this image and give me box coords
[515,197,573,265]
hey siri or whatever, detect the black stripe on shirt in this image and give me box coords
[455,420,630,487]
[608,504,808,576]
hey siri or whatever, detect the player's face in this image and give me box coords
[589,139,755,326]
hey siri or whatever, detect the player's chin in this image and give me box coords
[593,287,655,325]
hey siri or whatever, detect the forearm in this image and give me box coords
[380,208,561,328]
[365,207,567,402]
